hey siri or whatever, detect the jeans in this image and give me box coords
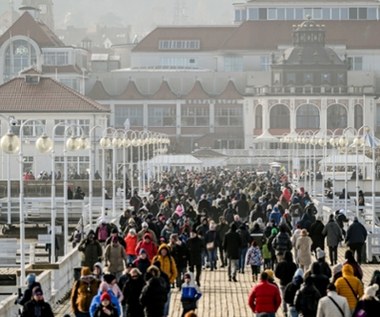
[239,247,248,272]
[163,290,171,317]
[288,306,298,317]
[126,254,136,264]
[256,313,275,317]
[207,249,217,270]
[227,258,238,279]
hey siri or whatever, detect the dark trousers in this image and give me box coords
[349,242,364,264]
[328,245,338,265]
[189,264,202,286]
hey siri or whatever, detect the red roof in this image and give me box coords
[217,81,243,99]
[184,80,211,99]
[0,76,109,113]
[152,80,178,99]
[116,81,145,100]
[0,12,64,47]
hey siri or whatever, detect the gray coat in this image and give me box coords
[322,220,342,247]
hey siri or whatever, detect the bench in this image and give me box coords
[0,238,18,267]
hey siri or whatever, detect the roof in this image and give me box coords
[116,81,145,100]
[184,80,211,99]
[0,76,110,113]
[152,80,178,99]
[319,154,373,165]
[86,80,112,100]
[217,81,243,99]
[41,65,84,74]
[133,26,237,52]
[134,20,380,52]
[149,154,203,166]
[0,12,64,47]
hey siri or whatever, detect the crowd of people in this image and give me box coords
[13,167,380,317]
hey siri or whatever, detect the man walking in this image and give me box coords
[322,214,342,266]
[248,271,282,317]
[345,217,367,264]
[223,222,242,282]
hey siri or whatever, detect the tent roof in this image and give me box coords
[319,154,373,165]
[149,154,202,166]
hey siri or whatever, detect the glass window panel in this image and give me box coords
[235,10,241,21]
[295,8,303,19]
[313,8,322,19]
[327,104,347,129]
[249,8,258,20]
[215,105,243,126]
[270,104,290,129]
[322,8,330,19]
[286,8,294,20]
[331,8,339,19]
[349,8,358,19]
[304,8,312,18]
[341,8,349,20]
[268,8,276,20]
[277,8,285,20]
[259,8,267,20]
[358,8,367,19]
[367,8,377,20]
[241,9,247,21]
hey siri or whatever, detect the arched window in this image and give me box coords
[354,104,363,129]
[255,104,262,129]
[270,104,290,129]
[296,104,320,129]
[327,104,347,129]
[4,39,38,81]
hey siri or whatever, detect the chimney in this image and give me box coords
[19,5,41,21]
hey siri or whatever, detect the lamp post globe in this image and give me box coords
[35,134,53,153]
[0,132,20,154]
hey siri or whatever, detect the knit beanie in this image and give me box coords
[365,284,379,298]
[332,263,343,276]
[316,247,325,260]
[100,292,111,302]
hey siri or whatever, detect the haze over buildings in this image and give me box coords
[1,0,233,35]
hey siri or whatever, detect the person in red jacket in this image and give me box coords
[135,232,158,262]
[248,271,281,317]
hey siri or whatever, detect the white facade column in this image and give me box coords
[143,103,148,129]
[176,101,181,136]
[244,98,254,149]
[290,99,296,133]
[347,98,355,128]
[320,98,328,132]
[209,101,215,134]
[262,98,270,132]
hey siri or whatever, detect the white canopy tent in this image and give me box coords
[148,154,203,172]
[319,154,374,179]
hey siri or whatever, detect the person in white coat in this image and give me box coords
[316,282,351,317]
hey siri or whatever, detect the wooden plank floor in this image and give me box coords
[54,244,379,317]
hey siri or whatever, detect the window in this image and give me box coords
[286,73,296,85]
[327,104,347,129]
[12,120,46,137]
[295,8,303,19]
[296,104,320,129]
[368,8,377,20]
[53,119,90,136]
[259,8,267,20]
[248,8,258,20]
[304,73,313,84]
[347,57,363,70]
[321,73,331,84]
[278,9,285,20]
[349,8,358,19]
[44,51,69,65]
[23,156,33,174]
[341,8,349,20]
[286,8,294,20]
[158,40,200,50]
[215,105,243,126]
[148,105,176,127]
[358,8,367,19]
[235,9,241,21]
[260,55,271,71]
[332,8,339,19]
[255,105,262,129]
[181,105,209,127]
[322,8,330,19]
[4,39,38,81]
[115,105,143,127]
[268,8,276,20]
[55,156,89,177]
[241,9,247,21]
[160,57,198,68]
[304,8,312,18]
[224,56,243,72]
[313,8,322,19]
[270,104,290,129]
[354,104,363,129]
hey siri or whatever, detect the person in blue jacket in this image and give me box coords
[180,272,202,317]
[89,281,121,317]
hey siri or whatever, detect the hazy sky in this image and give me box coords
[6,0,234,34]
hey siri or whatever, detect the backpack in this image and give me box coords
[97,225,109,241]
[298,289,319,315]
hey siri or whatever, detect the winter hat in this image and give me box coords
[316,247,325,260]
[93,262,103,272]
[26,273,36,286]
[301,229,308,236]
[175,205,184,217]
[332,263,343,276]
[293,268,304,279]
[32,287,43,296]
[365,284,379,298]
[271,228,278,236]
[100,292,111,302]
[141,222,148,228]
[139,248,147,255]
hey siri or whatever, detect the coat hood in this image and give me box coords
[342,263,354,277]
[158,243,170,254]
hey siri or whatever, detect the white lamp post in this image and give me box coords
[1,119,51,286]
[99,130,112,218]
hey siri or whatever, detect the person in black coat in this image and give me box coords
[122,268,146,317]
[345,216,368,264]
[275,250,297,316]
[309,261,329,297]
[140,266,168,317]
[15,273,41,306]
[308,216,325,254]
[21,287,54,317]
[223,222,242,282]
[186,230,203,286]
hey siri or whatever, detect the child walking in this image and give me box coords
[245,240,262,282]
[261,237,272,270]
[180,272,202,317]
